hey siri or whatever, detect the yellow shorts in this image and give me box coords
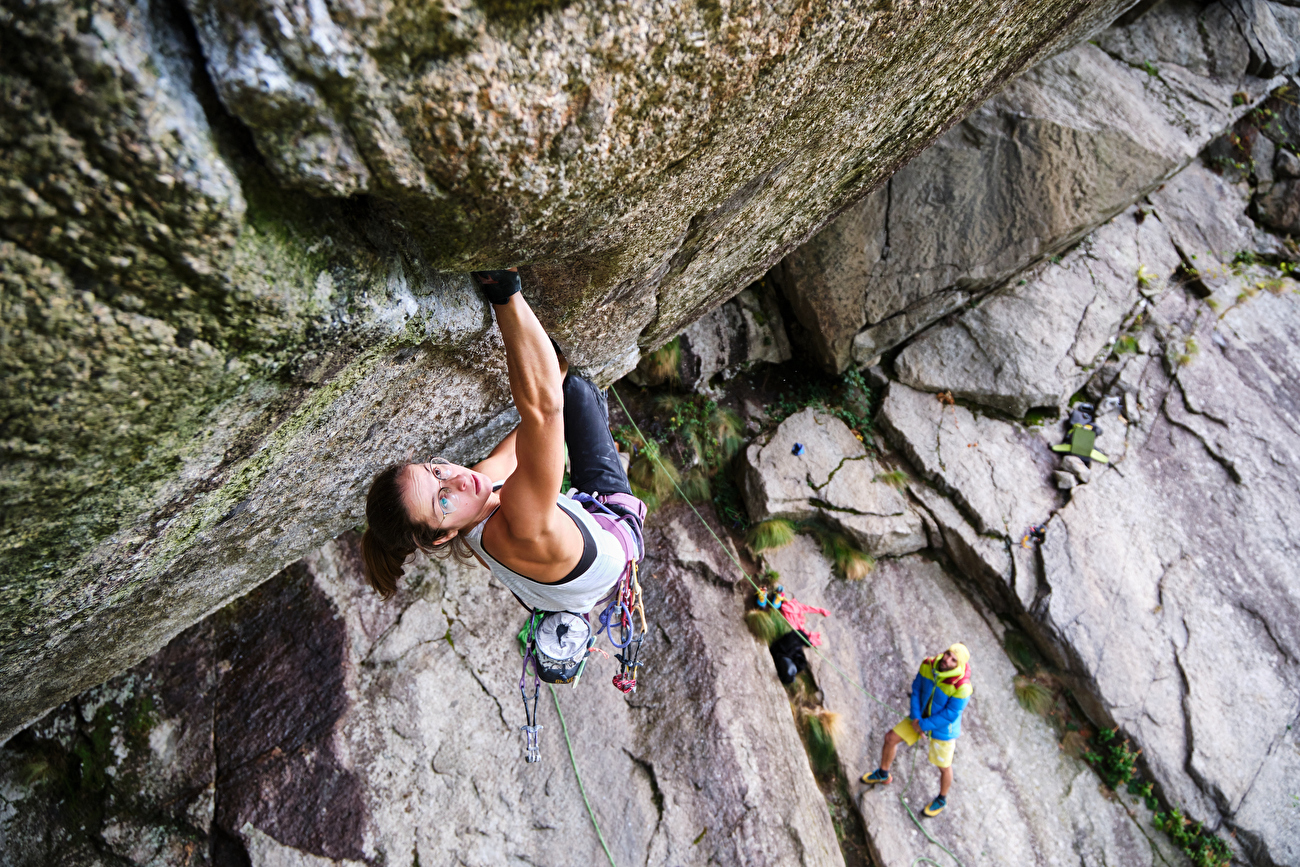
[891,719,956,769]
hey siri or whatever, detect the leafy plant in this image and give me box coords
[768,369,876,443]
[747,518,797,554]
[1127,778,1159,811]
[1113,334,1140,355]
[1153,808,1233,867]
[1083,727,1140,790]
[1141,59,1159,76]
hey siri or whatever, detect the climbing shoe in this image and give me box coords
[860,768,892,785]
[922,795,947,817]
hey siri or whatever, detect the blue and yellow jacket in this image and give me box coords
[909,657,973,741]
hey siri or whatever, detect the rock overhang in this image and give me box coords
[1,0,1138,741]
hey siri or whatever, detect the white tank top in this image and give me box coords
[464,485,627,613]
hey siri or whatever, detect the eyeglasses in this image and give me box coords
[425,456,459,522]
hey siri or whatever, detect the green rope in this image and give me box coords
[608,385,902,717]
[609,384,967,867]
[897,748,966,867]
[550,685,618,867]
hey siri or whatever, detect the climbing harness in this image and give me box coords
[515,488,650,763]
[607,384,968,867]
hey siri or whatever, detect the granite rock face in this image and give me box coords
[676,284,792,392]
[0,520,845,867]
[893,205,1183,417]
[774,0,1286,372]
[875,158,1300,864]
[0,0,1136,739]
[762,538,1182,867]
[741,408,927,558]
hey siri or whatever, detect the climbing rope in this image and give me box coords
[551,684,619,867]
[608,384,967,867]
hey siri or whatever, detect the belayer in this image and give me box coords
[861,643,973,817]
[360,269,648,761]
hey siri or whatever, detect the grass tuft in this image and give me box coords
[747,518,797,554]
[638,338,682,385]
[627,440,681,508]
[680,467,711,503]
[804,709,843,773]
[1002,629,1041,674]
[807,522,875,580]
[745,608,791,645]
[1014,677,1056,716]
[873,469,908,490]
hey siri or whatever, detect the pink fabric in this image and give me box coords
[777,596,830,646]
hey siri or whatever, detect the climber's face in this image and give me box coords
[399,459,492,539]
[939,650,959,672]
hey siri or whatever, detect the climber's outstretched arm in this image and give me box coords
[492,294,569,543]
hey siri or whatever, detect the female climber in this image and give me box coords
[359,269,644,615]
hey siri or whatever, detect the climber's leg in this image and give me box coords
[938,765,953,797]
[563,372,632,497]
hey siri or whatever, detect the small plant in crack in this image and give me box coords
[1083,727,1140,789]
[873,469,908,489]
[1014,676,1056,716]
[804,519,874,580]
[746,518,797,554]
[1153,808,1233,867]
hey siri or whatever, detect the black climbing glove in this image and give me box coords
[471,269,522,306]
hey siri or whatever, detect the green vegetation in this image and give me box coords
[802,708,843,773]
[1113,334,1140,355]
[873,469,908,490]
[1153,808,1233,867]
[769,368,875,442]
[804,520,874,580]
[1141,60,1159,76]
[638,337,682,386]
[745,608,792,645]
[747,518,797,554]
[624,437,682,510]
[1083,727,1140,789]
[1013,677,1056,716]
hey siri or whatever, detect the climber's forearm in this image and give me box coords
[494,294,564,423]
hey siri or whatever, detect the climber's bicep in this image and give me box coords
[498,405,566,537]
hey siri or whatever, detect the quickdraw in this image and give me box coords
[519,625,543,763]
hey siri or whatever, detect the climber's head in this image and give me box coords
[360,459,492,597]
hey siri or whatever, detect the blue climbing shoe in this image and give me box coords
[860,768,892,785]
[923,795,947,817]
